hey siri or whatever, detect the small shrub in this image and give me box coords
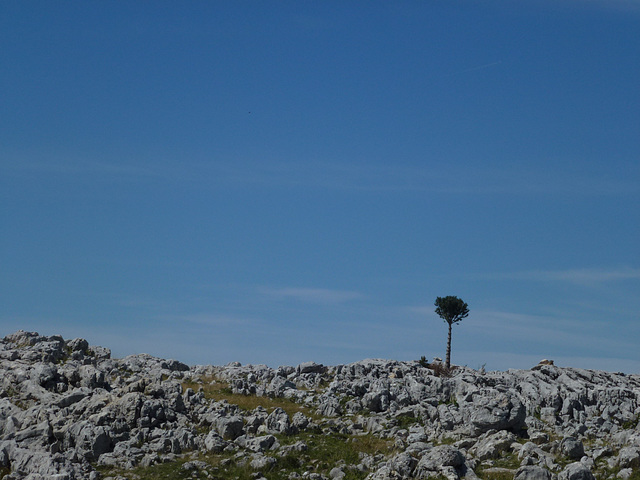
[622,415,639,430]
[395,414,419,428]
[429,363,454,378]
[438,395,458,407]
[438,436,456,445]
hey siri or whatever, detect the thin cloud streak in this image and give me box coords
[160,313,258,327]
[581,0,640,14]
[5,156,637,196]
[405,306,638,358]
[5,158,167,179]
[446,61,503,76]
[480,267,640,285]
[201,161,639,196]
[261,287,365,304]
[467,309,638,355]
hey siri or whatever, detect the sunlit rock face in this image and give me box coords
[1,330,639,480]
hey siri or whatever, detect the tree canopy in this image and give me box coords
[434,296,469,326]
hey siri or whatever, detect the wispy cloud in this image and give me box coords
[202,160,639,196]
[261,287,365,304]
[5,155,638,196]
[468,309,591,331]
[163,313,258,327]
[5,158,167,179]
[481,267,640,285]
[406,305,437,316]
[201,161,444,192]
[579,0,640,14]
[403,305,637,350]
[446,61,503,77]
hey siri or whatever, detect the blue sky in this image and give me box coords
[1,1,639,372]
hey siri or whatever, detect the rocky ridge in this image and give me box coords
[0,331,639,480]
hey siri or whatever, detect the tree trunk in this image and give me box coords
[445,321,452,369]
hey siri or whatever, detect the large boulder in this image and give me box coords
[265,407,295,435]
[515,465,553,480]
[616,446,640,469]
[13,420,53,447]
[560,437,584,460]
[297,361,324,374]
[63,420,113,460]
[215,415,244,440]
[467,391,526,433]
[473,430,516,460]
[30,364,59,390]
[558,462,595,480]
[387,452,418,477]
[204,431,226,452]
[237,434,277,453]
[415,445,465,478]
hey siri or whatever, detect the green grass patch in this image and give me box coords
[96,432,395,480]
[438,395,459,407]
[492,453,520,470]
[622,415,639,430]
[97,458,193,480]
[595,465,640,480]
[475,452,520,480]
[394,414,419,428]
[98,377,396,480]
[182,376,317,419]
[2,386,19,398]
[477,469,514,480]
[275,432,394,480]
[435,436,456,445]
[279,431,394,466]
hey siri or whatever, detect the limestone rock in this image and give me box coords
[514,465,552,480]
[616,446,640,469]
[297,361,324,374]
[215,415,244,440]
[558,462,595,480]
[265,407,295,435]
[560,437,584,460]
[415,445,465,477]
[2,330,640,480]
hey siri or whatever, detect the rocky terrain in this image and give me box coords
[0,331,639,480]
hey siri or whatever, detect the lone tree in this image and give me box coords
[434,296,469,369]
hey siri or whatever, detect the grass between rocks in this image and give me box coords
[181,376,318,419]
[475,452,520,480]
[96,432,395,480]
[597,467,640,480]
[595,470,640,480]
[96,376,394,479]
[621,415,639,430]
[3,385,31,411]
[394,414,420,429]
[477,469,514,480]
[282,431,394,465]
